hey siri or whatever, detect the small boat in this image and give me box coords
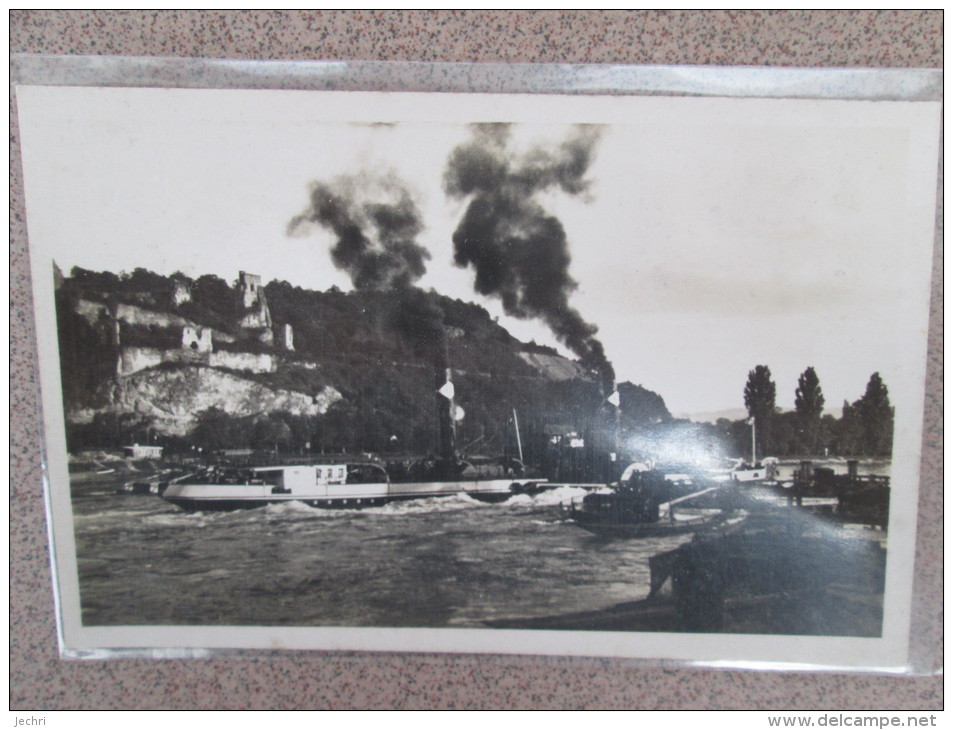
[564,467,740,538]
[567,499,739,538]
[709,457,780,484]
[161,462,547,511]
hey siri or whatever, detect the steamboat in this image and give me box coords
[161,461,545,511]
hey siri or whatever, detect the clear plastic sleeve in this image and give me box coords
[11,55,942,675]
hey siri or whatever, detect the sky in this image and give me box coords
[17,85,940,417]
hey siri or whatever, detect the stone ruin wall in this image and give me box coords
[117,346,275,376]
[79,271,290,378]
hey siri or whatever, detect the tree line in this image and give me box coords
[740,365,893,459]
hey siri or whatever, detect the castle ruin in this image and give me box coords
[104,270,289,377]
[182,325,213,353]
[172,279,191,306]
[239,271,262,309]
[238,271,273,344]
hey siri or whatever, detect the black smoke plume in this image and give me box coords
[289,171,447,348]
[289,172,430,292]
[444,124,615,390]
[290,171,456,468]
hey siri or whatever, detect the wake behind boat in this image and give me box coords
[161,462,547,511]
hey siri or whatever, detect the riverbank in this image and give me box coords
[489,510,886,636]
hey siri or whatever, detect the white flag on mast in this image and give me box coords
[438,380,455,400]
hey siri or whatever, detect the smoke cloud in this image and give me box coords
[444,124,614,388]
[290,171,446,351]
[289,172,430,292]
[291,169,456,467]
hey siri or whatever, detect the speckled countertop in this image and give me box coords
[10,10,942,710]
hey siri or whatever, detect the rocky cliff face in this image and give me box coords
[113,365,341,436]
[518,352,590,381]
[118,347,276,377]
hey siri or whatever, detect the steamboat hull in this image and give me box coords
[162,477,537,512]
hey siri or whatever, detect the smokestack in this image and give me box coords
[434,330,457,479]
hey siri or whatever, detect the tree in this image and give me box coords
[618,381,672,428]
[253,414,293,453]
[120,267,173,300]
[191,407,235,452]
[855,372,894,456]
[184,274,239,331]
[771,411,800,457]
[743,365,776,458]
[794,366,825,455]
[817,414,838,456]
[837,399,862,455]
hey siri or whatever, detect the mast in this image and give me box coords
[606,384,621,482]
[434,328,457,479]
[512,408,524,463]
[751,415,757,464]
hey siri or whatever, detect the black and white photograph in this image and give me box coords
[17,79,939,667]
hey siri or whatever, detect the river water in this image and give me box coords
[70,459,890,630]
[72,483,696,628]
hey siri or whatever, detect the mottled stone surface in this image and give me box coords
[10,9,942,710]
